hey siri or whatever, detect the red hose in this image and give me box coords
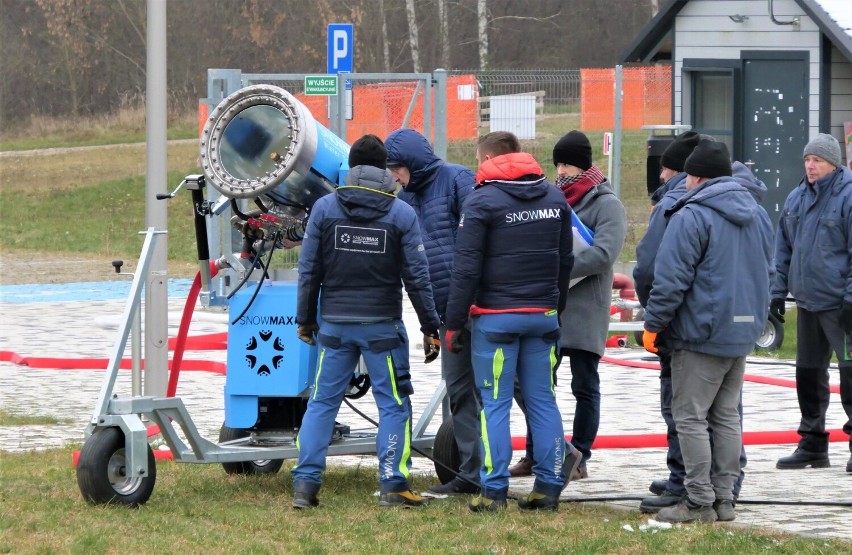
[600,355,840,394]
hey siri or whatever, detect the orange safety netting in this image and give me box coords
[295,74,480,143]
[581,66,672,131]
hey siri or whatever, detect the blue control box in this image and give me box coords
[224,281,317,428]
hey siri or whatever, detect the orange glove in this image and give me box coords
[423,333,441,363]
[643,329,659,354]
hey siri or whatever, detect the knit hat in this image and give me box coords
[803,133,841,168]
[348,134,387,170]
[684,139,732,179]
[660,131,700,172]
[553,130,593,170]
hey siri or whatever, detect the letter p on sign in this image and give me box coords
[327,24,353,74]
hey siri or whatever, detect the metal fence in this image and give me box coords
[449,67,673,256]
[205,66,675,260]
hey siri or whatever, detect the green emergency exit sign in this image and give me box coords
[305,75,338,95]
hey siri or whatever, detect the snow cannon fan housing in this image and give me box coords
[199,84,350,241]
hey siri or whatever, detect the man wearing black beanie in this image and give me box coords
[509,130,627,483]
[293,134,441,509]
[633,129,701,513]
[635,134,752,515]
[641,138,774,523]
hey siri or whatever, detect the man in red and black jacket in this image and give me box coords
[444,131,580,512]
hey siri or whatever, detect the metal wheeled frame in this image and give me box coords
[77,227,448,505]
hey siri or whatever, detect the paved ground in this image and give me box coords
[1,282,850,543]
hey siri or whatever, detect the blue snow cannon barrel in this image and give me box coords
[200,84,350,208]
[199,84,352,430]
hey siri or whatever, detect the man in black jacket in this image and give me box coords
[444,131,580,512]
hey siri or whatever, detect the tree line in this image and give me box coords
[0,0,655,124]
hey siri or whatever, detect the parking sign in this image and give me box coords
[327,24,353,74]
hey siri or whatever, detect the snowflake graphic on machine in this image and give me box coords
[243,329,286,376]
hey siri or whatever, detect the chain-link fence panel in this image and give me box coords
[449,68,672,259]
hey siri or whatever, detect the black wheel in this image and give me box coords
[433,419,461,484]
[755,313,784,351]
[633,308,645,346]
[76,427,156,507]
[218,424,284,475]
[344,372,371,399]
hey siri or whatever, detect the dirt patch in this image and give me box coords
[0,250,197,286]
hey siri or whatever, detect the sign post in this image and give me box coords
[603,132,614,178]
[327,24,354,127]
[327,24,353,74]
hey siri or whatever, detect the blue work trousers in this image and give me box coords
[473,311,566,498]
[292,320,414,494]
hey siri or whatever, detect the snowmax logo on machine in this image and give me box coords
[243,328,286,376]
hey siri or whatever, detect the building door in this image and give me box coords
[740,52,809,226]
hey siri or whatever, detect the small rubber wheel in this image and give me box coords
[633,308,645,346]
[755,313,784,351]
[344,372,371,399]
[433,419,461,485]
[218,424,284,475]
[76,427,156,507]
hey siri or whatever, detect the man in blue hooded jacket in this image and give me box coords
[385,128,482,495]
[292,134,442,509]
[643,139,774,523]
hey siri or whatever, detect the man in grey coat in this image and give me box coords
[643,139,774,523]
[509,130,626,479]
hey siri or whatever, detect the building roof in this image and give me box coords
[619,0,852,64]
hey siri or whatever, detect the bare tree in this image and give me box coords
[477,0,488,70]
[404,0,421,72]
[380,0,390,72]
[438,0,449,68]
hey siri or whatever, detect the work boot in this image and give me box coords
[713,499,736,522]
[656,497,717,523]
[517,490,559,512]
[292,491,319,509]
[639,490,683,514]
[571,465,589,481]
[561,443,583,491]
[468,495,508,513]
[847,456,852,473]
[776,448,830,469]
[649,479,668,496]
[426,478,481,496]
[508,456,534,477]
[379,490,427,508]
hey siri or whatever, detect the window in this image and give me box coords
[691,71,734,152]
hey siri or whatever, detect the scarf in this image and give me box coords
[555,165,606,206]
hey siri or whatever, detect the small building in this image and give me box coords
[620,0,851,221]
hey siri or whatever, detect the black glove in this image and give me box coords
[423,328,441,364]
[297,323,319,345]
[769,299,786,324]
[840,301,852,334]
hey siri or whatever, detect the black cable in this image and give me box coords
[253,197,270,213]
[342,397,480,489]
[230,198,251,221]
[225,248,263,300]
[552,497,852,507]
[229,242,275,326]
